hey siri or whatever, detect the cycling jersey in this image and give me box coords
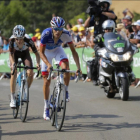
[40,28,72,50]
[9,34,37,53]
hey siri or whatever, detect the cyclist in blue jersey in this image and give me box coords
[40,16,81,120]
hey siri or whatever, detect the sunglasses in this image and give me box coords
[53,27,63,31]
[15,38,24,41]
[105,29,112,31]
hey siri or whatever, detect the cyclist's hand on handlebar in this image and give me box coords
[76,69,82,76]
[11,62,16,71]
[37,64,41,71]
[47,64,53,73]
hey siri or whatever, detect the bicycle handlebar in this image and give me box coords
[47,68,81,83]
[11,65,40,77]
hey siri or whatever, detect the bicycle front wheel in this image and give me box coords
[55,84,66,131]
[13,81,20,119]
[20,80,29,122]
[50,86,57,126]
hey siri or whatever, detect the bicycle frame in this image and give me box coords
[16,67,27,106]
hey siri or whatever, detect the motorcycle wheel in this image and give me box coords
[119,77,129,101]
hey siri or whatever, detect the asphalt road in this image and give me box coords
[0,79,140,140]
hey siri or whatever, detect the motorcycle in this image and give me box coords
[97,32,139,101]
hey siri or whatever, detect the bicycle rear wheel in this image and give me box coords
[13,81,20,119]
[55,84,66,131]
[50,86,57,126]
[20,80,29,122]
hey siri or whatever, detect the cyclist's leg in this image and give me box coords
[41,49,54,120]
[10,51,18,108]
[22,49,33,88]
[55,47,70,101]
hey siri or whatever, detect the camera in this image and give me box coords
[86,0,101,17]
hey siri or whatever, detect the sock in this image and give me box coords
[11,93,15,101]
[65,85,68,92]
[44,99,49,110]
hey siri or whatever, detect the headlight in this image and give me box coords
[109,52,131,62]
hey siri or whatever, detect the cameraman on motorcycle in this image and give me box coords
[93,19,115,85]
[85,0,117,37]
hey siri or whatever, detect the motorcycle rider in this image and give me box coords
[93,19,135,85]
[93,19,115,85]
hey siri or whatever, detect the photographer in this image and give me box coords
[85,0,117,37]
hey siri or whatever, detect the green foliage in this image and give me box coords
[133,11,140,22]
[0,0,88,37]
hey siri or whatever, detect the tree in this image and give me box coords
[0,0,29,37]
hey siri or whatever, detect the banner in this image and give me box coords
[1,48,140,77]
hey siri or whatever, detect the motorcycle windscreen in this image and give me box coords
[103,32,130,54]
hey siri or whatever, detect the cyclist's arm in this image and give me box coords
[9,38,15,64]
[34,51,40,67]
[40,44,51,67]
[68,42,81,70]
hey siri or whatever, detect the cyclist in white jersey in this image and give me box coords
[9,25,40,108]
[40,16,81,120]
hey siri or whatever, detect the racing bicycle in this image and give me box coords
[48,64,79,131]
[11,59,39,122]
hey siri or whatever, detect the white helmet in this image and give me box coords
[98,0,112,5]
[13,25,25,38]
[102,20,115,32]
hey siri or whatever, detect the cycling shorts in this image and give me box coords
[41,47,68,75]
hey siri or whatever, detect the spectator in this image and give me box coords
[115,23,127,38]
[76,18,84,29]
[86,29,94,48]
[35,28,40,34]
[2,38,9,53]
[0,38,9,54]
[122,8,134,19]
[36,35,41,51]
[71,26,81,47]
[122,15,132,27]
[76,26,86,48]
[129,22,140,44]
[125,25,134,39]
[116,23,125,33]
[52,13,56,18]
[28,33,34,38]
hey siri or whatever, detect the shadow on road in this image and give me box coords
[114,96,140,101]
[1,129,55,136]
[65,114,122,121]
[63,121,140,132]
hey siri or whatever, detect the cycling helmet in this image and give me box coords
[50,16,65,28]
[102,20,115,32]
[13,25,25,38]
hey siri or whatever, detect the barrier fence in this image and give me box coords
[0,48,140,77]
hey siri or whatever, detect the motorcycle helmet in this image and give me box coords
[13,25,25,38]
[50,16,65,28]
[102,20,115,32]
